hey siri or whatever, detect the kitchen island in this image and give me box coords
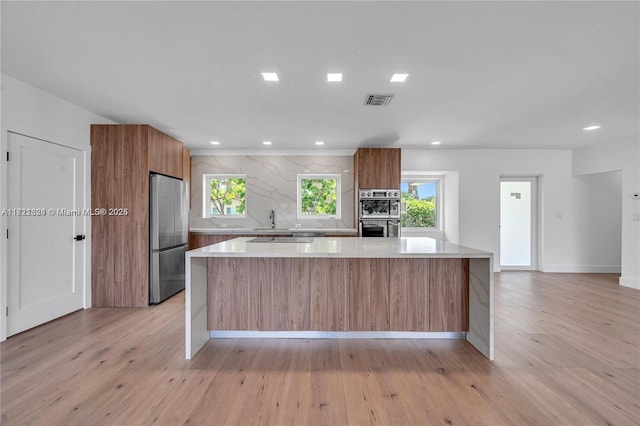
[185,237,493,360]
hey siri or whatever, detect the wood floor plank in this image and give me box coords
[2,272,639,425]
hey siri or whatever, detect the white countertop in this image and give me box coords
[186,236,492,259]
[189,227,358,235]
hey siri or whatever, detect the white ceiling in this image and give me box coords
[2,1,638,153]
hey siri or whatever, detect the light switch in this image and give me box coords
[633,213,640,222]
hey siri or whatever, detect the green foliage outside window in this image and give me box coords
[209,177,246,215]
[401,182,436,227]
[300,178,337,216]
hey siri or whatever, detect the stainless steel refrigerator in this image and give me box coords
[149,173,188,304]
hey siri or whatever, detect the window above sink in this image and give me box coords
[202,174,247,218]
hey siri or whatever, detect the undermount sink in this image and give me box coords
[252,228,289,231]
[248,237,314,243]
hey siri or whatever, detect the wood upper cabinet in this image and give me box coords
[354,148,401,189]
[91,124,185,307]
[148,126,183,179]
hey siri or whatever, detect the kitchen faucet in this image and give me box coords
[269,210,275,229]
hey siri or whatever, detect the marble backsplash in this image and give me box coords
[190,155,354,229]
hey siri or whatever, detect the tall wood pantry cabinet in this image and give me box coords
[353,147,402,225]
[91,124,190,307]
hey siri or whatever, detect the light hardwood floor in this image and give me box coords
[1,272,639,425]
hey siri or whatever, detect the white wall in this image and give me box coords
[403,147,636,280]
[0,74,113,341]
[571,171,622,272]
[443,172,460,244]
[573,139,640,289]
[402,149,576,272]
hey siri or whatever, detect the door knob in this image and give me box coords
[74,235,86,241]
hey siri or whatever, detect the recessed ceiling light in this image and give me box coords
[583,125,602,131]
[390,73,409,82]
[315,141,324,146]
[209,141,220,145]
[262,141,272,145]
[327,73,342,82]
[261,72,279,82]
[431,141,442,145]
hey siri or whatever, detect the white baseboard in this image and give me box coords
[620,276,640,290]
[541,264,621,273]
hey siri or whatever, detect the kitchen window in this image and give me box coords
[401,178,441,230]
[202,174,247,218]
[297,174,341,219]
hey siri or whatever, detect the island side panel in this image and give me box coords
[467,257,493,359]
[349,258,390,331]
[429,258,469,332]
[390,258,430,331]
[310,258,350,331]
[186,256,209,359]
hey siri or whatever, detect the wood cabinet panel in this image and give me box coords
[354,148,401,189]
[91,125,121,307]
[182,148,191,184]
[310,258,349,331]
[390,258,429,331]
[257,258,311,331]
[207,257,254,330]
[119,125,150,307]
[147,125,183,179]
[183,147,191,228]
[429,258,469,331]
[91,124,184,307]
[348,258,390,331]
[204,255,469,333]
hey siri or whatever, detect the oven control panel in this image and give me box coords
[359,189,400,199]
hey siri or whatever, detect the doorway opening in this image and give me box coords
[500,176,539,270]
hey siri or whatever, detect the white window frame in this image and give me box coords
[400,176,443,232]
[202,174,247,218]
[296,174,341,219]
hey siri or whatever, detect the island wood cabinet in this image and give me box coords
[91,124,188,307]
[206,256,468,332]
[349,259,390,330]
[310,259,349,331]
[390,258,429,331]
[208,258,311,330]
[354,147,401,189]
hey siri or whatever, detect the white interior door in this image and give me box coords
[500,176,538,270]
[7,132,85,335]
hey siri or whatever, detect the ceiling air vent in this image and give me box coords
[364,94,394,106]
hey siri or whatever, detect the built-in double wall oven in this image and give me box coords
[359,189,400,237]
